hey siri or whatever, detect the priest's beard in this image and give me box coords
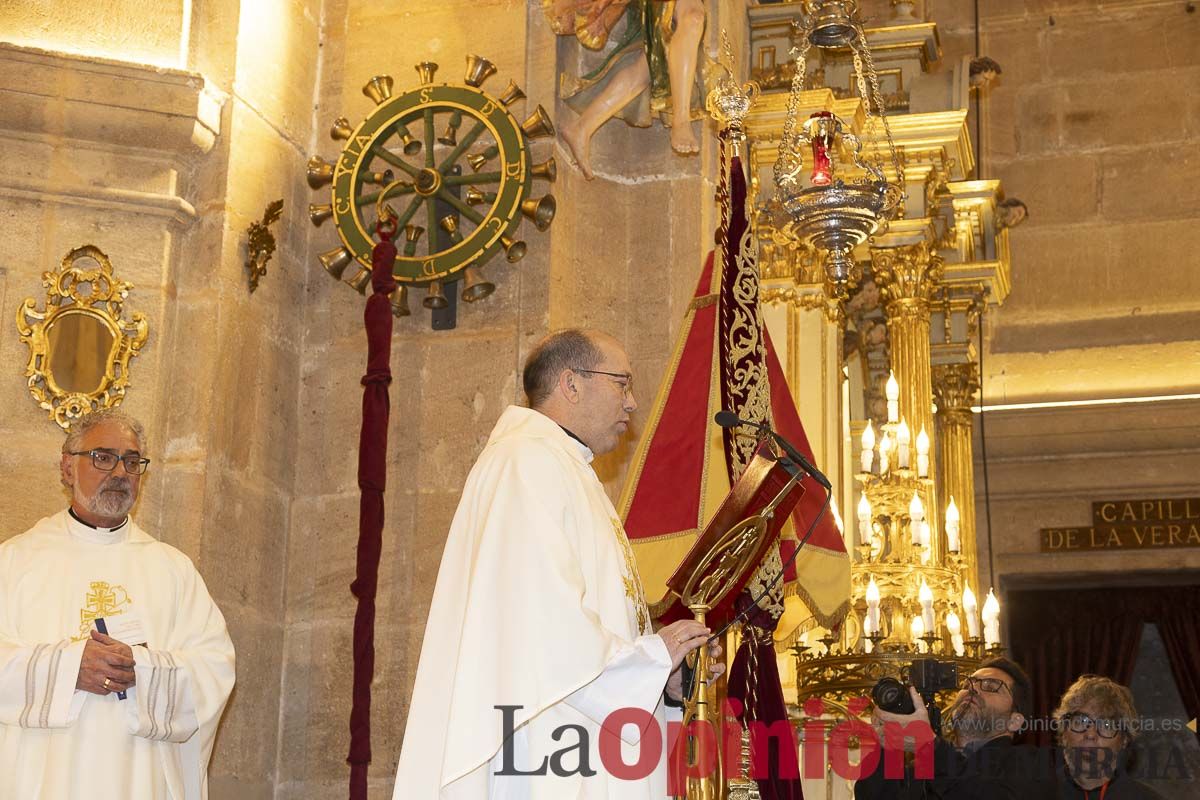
[946,692,1011,745]
[82,476,135,521]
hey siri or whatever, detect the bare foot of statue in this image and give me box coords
[559,119,595,180]
[670,122,700,155]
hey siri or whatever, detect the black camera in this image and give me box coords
[871,658,959,715]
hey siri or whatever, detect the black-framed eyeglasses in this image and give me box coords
[962,675,1011,696]
[1062,712,1122,739]
[572,368,634,397]
[69,449,151,475]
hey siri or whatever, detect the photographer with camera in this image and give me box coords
[854,657,1056,800]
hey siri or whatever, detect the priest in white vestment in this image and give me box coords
[393,329,719,799]
[0,410,236,800]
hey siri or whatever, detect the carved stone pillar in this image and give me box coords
[933,361,981,592]
[872,241,944,561]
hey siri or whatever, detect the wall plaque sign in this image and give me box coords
[1040,497,1200,552]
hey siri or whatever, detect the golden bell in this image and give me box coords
[463,54,497,88]
[319,247,353,280]
[501,236,527,263]
[362,75,394,105]
[465,187,494,206]
[403,224,425,256]
[306,156,334,189]
[461,266,495,303]
[520,194,556,231]
[467,152,489,172]
[497,79,525,107]
[415,61,438,85]
[521,105,555,140]
[531,156,557,183]
[309,203,333,227]
[363,169,394,185]
[389,286,411,317]
[437,121,458,147]
[399,128,422,156]
[345,267,372,295]
[330,116,353,140]
[439,214,459,235]
[423,282,448,309]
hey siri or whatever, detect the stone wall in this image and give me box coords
[274,0,723,797]
[0,0,323,795]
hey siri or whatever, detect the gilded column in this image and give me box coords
[872,242,944,561]
[933,361,981,593]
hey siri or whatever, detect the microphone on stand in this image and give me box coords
[714,409,833,491]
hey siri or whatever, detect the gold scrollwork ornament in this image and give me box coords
[15,245,149,429]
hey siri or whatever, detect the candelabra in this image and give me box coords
[795,369,1003,709]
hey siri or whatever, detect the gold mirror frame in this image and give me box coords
[16,245,149,429]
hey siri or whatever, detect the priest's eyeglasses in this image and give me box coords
[573,368,634,397]
[1061,712,1121,739]
[69,449,151,475]
[961,676,1011,696]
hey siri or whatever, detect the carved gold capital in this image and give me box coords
[933,362,980,426]
[871,242,945,320]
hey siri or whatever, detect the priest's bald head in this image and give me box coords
[523,329,638,455]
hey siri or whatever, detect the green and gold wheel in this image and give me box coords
[307,55,556,319]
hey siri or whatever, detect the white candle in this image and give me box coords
[861,421,876,473]
[879,434,892,474]
[946,611,965,656]
[910,616,926,651]
[857,494,872,542]
[946,497,961,553]
[919,579,935,633]
[983,589,1001,647]
[963,584,980,639]
[909,493,924,545]
[865,576,881,636]
[896,420,911,469]
[886,372,900,423]
[915,427,930,478]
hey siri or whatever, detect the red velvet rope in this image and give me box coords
[348,222,398,799]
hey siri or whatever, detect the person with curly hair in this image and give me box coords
[1054,675,1165,799]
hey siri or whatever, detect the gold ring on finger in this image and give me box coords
[103,677,111,690]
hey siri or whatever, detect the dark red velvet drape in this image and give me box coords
[348,226,398,799]
[1008,584,1200,747]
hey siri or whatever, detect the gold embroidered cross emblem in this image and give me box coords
[74,581,133,641]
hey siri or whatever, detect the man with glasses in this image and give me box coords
[0,409,235,800]
[856,656,1056,799]
[1054,675,1164,799]
[393,329,721,799]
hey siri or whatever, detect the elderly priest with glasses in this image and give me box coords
[0,409,235,800]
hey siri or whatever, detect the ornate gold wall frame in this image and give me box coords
[15,245,149,429]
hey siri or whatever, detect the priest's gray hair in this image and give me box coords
[62,408,147,456]
[523,329,604,407]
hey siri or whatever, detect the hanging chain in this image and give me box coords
[857,24,905,196]
[774,24,813,189]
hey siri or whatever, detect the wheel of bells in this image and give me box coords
[307,55,557,320]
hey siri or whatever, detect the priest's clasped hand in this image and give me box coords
[76,629,137,696]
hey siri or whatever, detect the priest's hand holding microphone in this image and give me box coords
[658,619,725,702]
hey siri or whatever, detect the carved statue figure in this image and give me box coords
[542,0,707,179]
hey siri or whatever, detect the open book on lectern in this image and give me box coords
[650,438,807,629]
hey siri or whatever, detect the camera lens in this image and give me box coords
[872,677,916,714]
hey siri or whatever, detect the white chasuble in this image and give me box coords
[393,406,674,799]
[0,511,236,800]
